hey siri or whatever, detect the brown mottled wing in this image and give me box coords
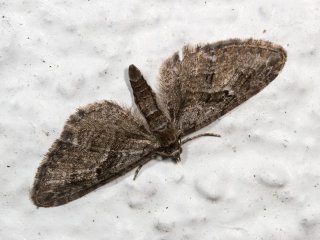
[159,39,287,136]
[32,101,159,207]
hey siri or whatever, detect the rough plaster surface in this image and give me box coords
[1,0,320,239]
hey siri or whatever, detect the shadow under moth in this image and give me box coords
[32,39,287,207]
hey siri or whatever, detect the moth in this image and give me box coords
[32,39,287,207]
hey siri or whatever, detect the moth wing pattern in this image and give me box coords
[32,101,159,207]
[159,39,287,136]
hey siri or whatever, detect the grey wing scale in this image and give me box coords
[32,101,159,207]
[159,39,287,136]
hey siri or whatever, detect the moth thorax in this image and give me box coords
[154,125,178,147]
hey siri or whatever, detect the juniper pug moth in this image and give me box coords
[32,39,287,207]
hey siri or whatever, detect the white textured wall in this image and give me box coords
[1,0,320,239]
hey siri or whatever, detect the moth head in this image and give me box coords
[156,139,182,163]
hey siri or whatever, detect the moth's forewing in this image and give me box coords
[32,101,159,207]
[159,39,287,136]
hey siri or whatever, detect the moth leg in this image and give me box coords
[156,152,181,163]
[182,133,221,145]
[133,165,143,181]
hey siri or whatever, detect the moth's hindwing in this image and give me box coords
[159,39,287,136]
[32,101,159,207]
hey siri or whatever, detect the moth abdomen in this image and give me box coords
[128,64,178,146]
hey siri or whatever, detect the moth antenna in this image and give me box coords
[182,133,221,145]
